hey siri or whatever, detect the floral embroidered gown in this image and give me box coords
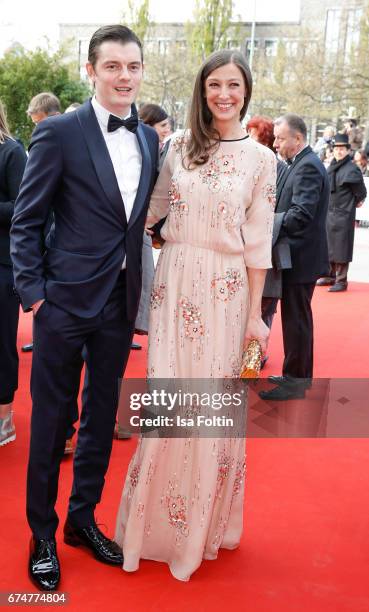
[115,134,276,581]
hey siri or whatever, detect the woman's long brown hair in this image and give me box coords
[184,49,252,168]
[0,100,12,144]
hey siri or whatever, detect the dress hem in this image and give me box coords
[122,541,241,581]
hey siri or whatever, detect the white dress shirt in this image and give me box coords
[91,96,142,268]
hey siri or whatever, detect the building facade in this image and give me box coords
[59,0,368,137]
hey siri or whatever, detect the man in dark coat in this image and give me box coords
[317,133,367,292]
[260,114,329,401]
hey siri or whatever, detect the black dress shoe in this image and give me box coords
[22,343,33,353]
[134,328,147,336]
[131,342,142,350]
[328,283,347,292]
[63,519,123,565]
[316,277,335,286]
[268,375,312,389]
[259,385,306,401]
[29,537,60,591]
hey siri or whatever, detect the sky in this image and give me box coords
[0,0,301,54]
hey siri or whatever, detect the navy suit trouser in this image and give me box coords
[280,281,315,380]
[27,271,135,538]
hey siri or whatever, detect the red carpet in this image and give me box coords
[1,283,369,611]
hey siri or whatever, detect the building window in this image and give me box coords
[227,39,241,51]
[175,39,187,51]
[285,40,298,56]
[245,39,259,62]
[345,8,362,60]
[265,40,278,57]
[78,38,89,80]
[158,39,170,55]
[325,9,341,54]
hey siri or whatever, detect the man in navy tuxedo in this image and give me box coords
[10,25,158,590]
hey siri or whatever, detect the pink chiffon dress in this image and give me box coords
[115,134,276,581]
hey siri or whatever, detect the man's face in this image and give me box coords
[323,127,334,140]
[86,41,143,116]
[273,121,302,160]
[153,118,171,144]
[333,145,350,162]
[354,151,365,168]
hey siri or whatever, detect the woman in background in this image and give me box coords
[139,103,173,248]
[247,114,275,151]
[139,103,172,152]
[0,100,27,446]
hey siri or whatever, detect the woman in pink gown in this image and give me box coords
[115,49,276,581]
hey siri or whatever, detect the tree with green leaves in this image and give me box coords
[122,0,151,42]
[187,0,240,61]
[251,3,369,139]
[139,46,197,127]
[138,0,242,126]
[0,45,90,146]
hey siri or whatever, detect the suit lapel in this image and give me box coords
[276,163,290,204]
[127,123,152,229]
[76,100,127,225]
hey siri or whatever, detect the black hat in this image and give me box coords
[333,133,351,148]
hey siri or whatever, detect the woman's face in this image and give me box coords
[354,151,366,169]
[204,62,246,125]
[153,118,171,143]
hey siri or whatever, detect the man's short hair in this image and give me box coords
[88,24,143,68]
[27,92,61,116]
[274,113,307,140]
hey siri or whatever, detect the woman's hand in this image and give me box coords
[243,315,270,355]
[145,215,157,235]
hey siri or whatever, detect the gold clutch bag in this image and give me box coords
[240,339,262,378]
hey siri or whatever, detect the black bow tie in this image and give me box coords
[107,113,138,133]
[286,158,294,166]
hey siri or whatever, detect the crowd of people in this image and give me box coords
[0,23,367,589]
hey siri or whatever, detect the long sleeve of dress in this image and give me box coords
[242,147,276,269]
[147,139,177,223]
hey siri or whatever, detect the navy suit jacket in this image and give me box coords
[10,100,159,320]
[276,146,329,284]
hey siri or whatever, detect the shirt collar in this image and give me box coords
[91,96,132,131]
[290,144,309,164]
